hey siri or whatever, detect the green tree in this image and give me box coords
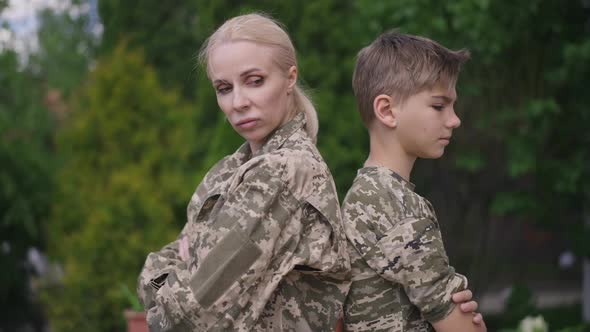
[43,43,200,332]
[0,48,53,330]
[98,0,202,98]
[96,0,221,181]
[0,3,99,329]
[31,6,98,96]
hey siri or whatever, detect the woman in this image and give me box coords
[137,13,350,331]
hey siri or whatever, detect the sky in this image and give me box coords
[0,0,100,57]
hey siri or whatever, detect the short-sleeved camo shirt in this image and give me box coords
[342,166,467,331]
[137,113,351,331]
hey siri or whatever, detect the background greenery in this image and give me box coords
[1,0,588,331]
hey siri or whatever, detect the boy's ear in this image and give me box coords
[373,94,397,128]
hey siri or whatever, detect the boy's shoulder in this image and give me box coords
[342,166,435,223]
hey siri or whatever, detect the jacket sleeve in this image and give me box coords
[354,216,467,323]
[137,229,192,310]
[273,204,350,330]
[137,157,230,311]
[145,158,301,331]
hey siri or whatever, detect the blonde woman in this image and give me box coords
[137,13,350,331]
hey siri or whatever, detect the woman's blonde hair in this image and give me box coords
[198,13,318,142]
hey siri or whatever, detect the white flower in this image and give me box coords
[518,315,548,332]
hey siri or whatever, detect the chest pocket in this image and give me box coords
[193,194,223,224]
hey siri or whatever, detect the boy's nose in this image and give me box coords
[447,109,461,129]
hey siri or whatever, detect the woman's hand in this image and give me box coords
[179,236,190,262]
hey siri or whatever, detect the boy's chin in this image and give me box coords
[419,149,446,159]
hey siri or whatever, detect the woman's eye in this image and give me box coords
[216,86,231,94]
[247,76,264,86]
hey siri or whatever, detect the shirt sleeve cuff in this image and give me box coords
[422,273,468,323]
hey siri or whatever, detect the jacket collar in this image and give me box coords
[256,112,306,157]
[241,112,307,159]
[226,112,307,169]
[359,166,416,192]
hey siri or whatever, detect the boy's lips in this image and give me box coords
[439,136,451,144]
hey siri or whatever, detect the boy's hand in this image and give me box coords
[452,290,485,325]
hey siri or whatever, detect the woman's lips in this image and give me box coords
[235,118,259,130]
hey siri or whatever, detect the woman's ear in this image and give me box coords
[287,65,297,91]
[373,94,398,128]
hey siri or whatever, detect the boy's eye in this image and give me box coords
[432,105,445,111]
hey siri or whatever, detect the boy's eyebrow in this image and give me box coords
[431,95,457,103]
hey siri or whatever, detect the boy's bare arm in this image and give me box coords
[431,305,487,332]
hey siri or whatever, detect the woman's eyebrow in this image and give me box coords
[212,68,263,84]
[240,68,263,77]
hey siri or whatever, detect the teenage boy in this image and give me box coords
[342,31,486,331]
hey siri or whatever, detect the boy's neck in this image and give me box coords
[365,131,416,181]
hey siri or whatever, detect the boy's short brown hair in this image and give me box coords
[352,31,470,127]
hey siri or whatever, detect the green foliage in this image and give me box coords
[556,324,590,332]
[0,17,96,328]
[570,223,590,259]
[98,0,202,98]
[504,285,537,324]
[454,151,486,173]
[491,303,587,332]
[490,192,536,217]
[30,8,98,96]
[42,43,200,332]
[0,49,53,328]
[119,284,142,312]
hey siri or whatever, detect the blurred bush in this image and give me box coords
[41,43,199,332]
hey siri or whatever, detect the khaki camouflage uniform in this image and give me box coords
[137,113,350,332]
[342,166,467,331]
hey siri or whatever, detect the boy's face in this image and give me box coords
[394,84,461,159]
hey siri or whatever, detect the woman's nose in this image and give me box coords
[232,88,251,111]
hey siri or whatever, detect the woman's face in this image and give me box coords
[208,40,297,152]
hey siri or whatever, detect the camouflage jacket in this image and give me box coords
[137,113,350,331]
[342,167,467,332]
